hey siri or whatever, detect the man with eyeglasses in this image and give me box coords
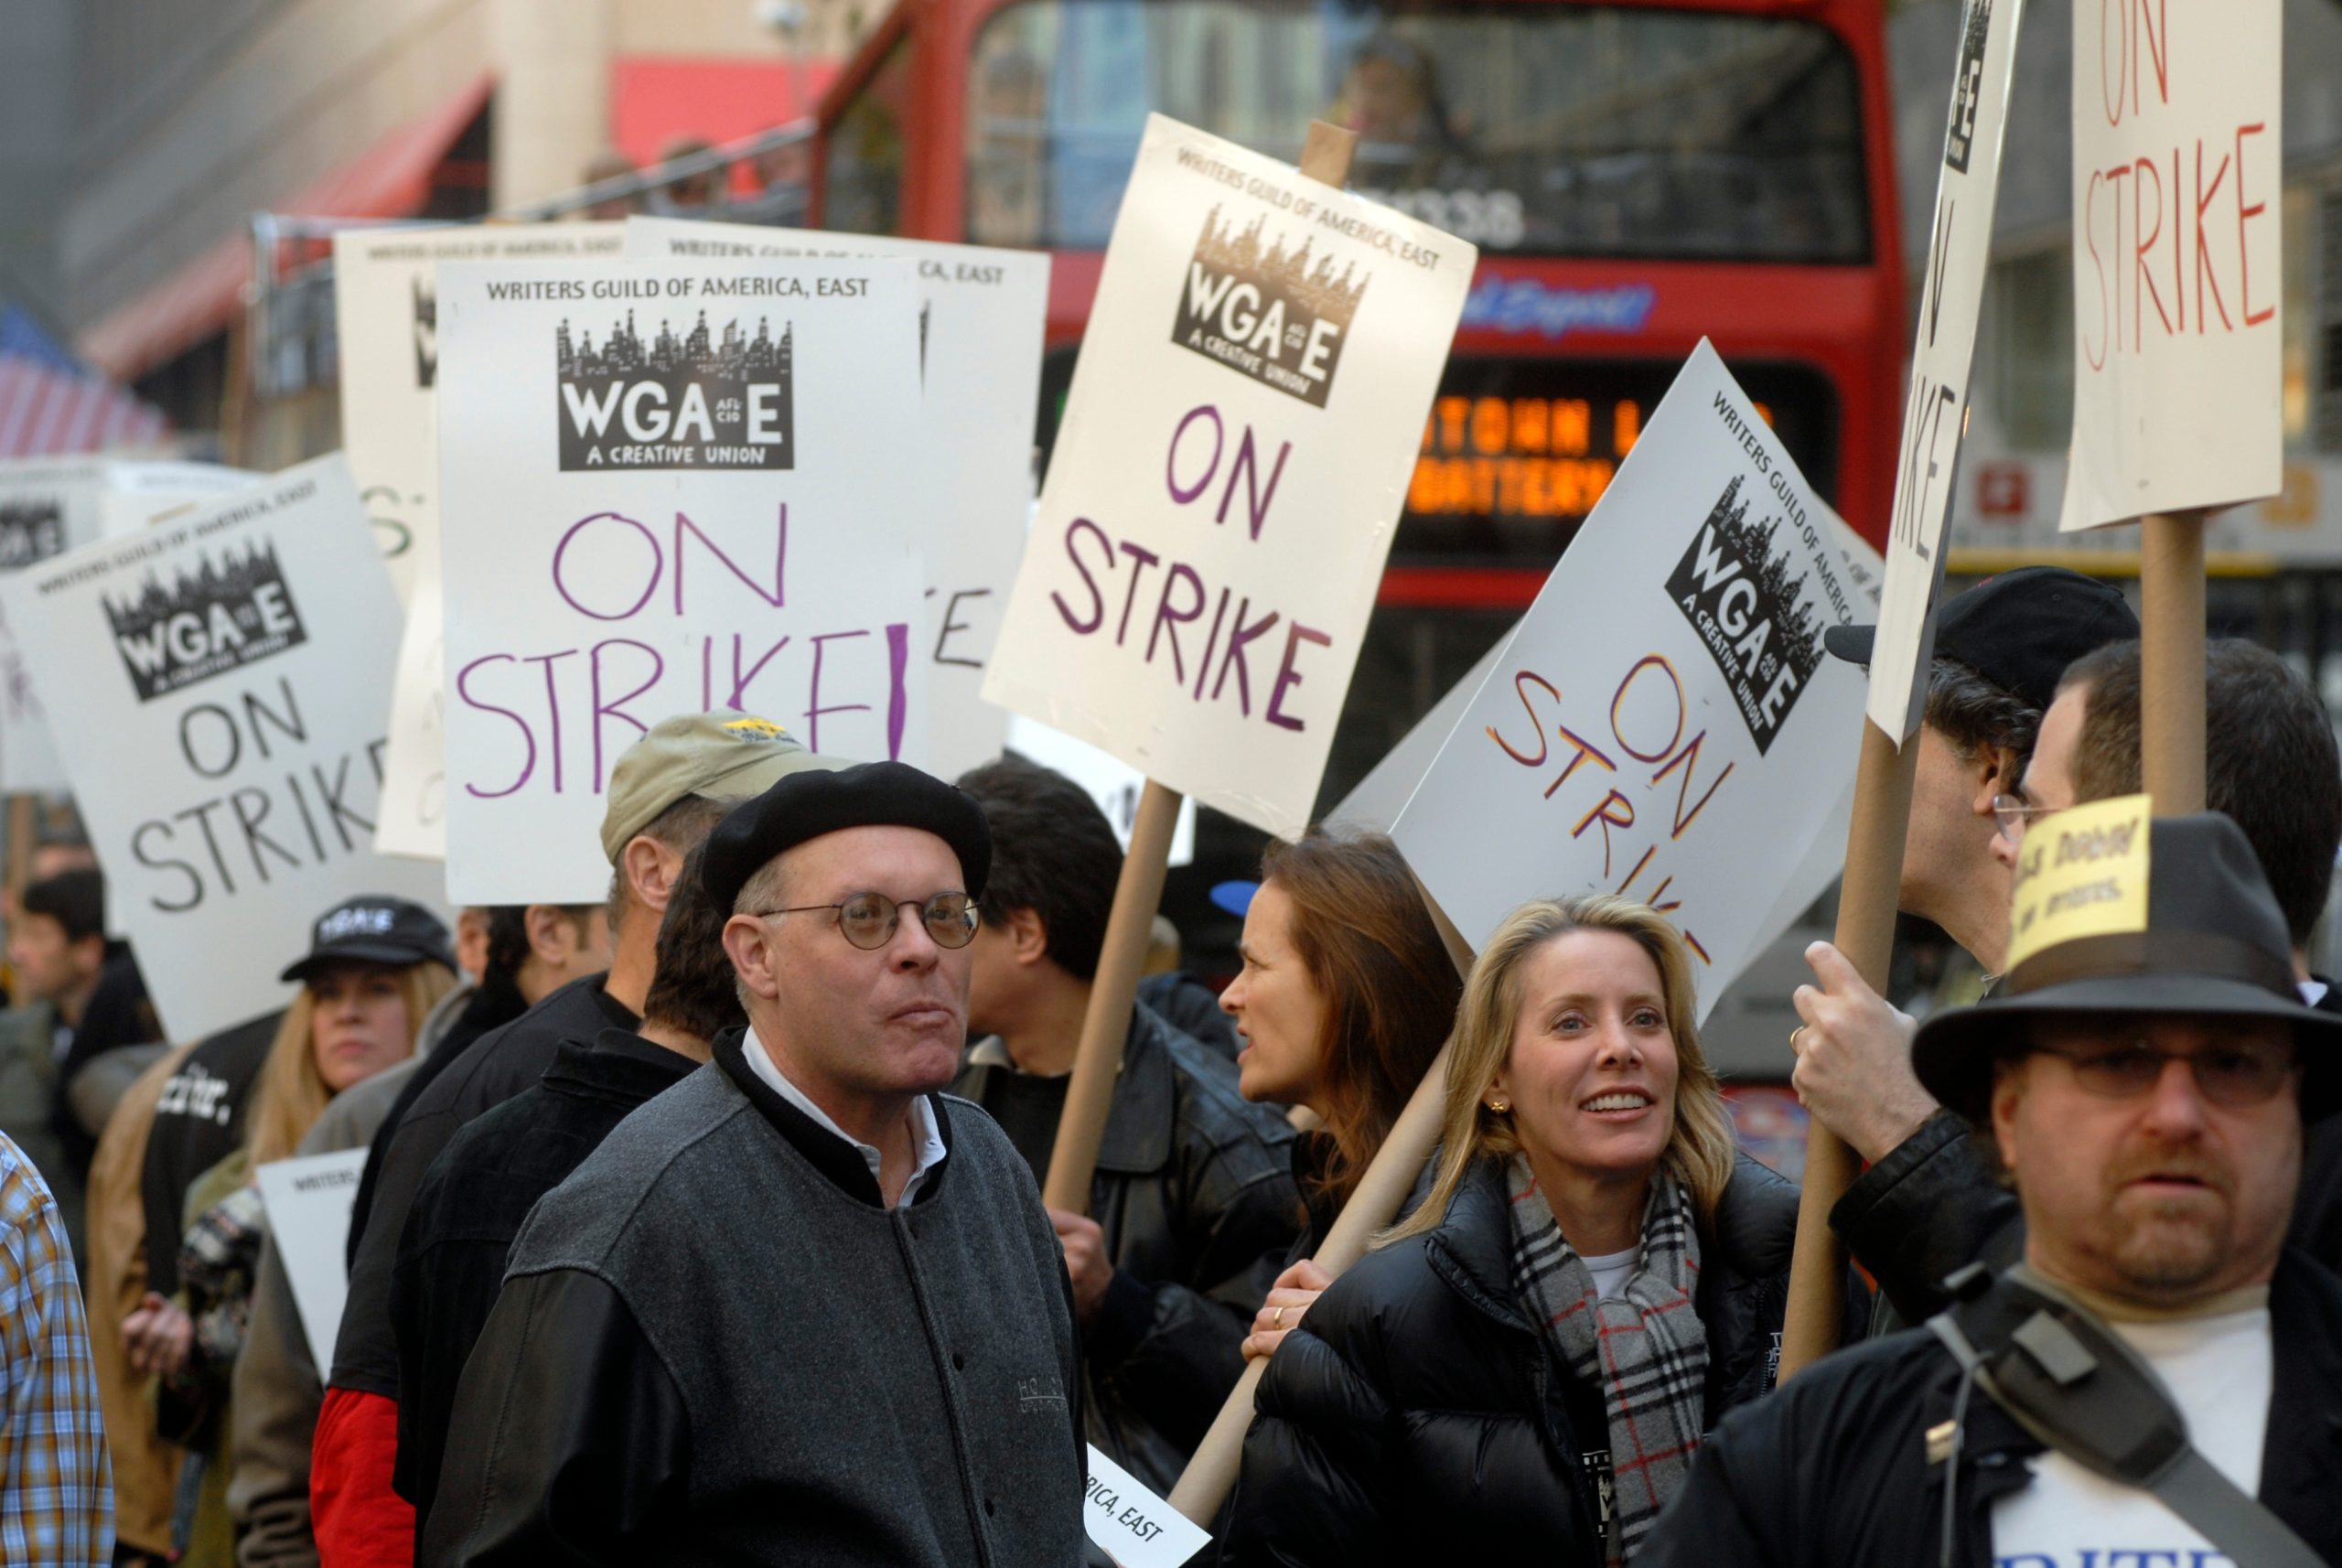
[1788,568,2136,1314]
[421,761,1083,1568]
[1832,637,2342,1320]
[1641,812,2342,1567]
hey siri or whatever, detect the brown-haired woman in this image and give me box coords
[1218,827,1458,1361]
[1221,894,1857,1567]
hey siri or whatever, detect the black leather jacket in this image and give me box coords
[953,1004,1300,1493]
[1222,1153,1859,1566]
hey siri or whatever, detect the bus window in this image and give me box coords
[827,33,914,236]
[964,0,1869,263]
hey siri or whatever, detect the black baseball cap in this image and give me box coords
[1823,566,2138,713]
[280,896,456,983]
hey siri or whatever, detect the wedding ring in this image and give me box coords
[1272,1305,1287,1328]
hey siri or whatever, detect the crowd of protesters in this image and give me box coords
[0,567,2336,1565]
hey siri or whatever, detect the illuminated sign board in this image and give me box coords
[1395,359,1836,563]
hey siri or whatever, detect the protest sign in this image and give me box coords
[1864,0,2025,740]
[341,225,628,857]
[2006,792,2150,969]
[0,460,256,792]
[0,455,442,1038]
[374,565,447,860]
[1004,715,1196,865]
[983,113,1476,842]
[1085,1444,1210,1568]
[253,1147,370,1372]
[627,218,1048,779]
[435,255,927,903]
[1393,341,1873,1019]
[2062,0,2282,530]
[334,223,626,599]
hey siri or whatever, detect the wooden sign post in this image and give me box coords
[1776,719,1919,1379]
[2139,510,2208,815]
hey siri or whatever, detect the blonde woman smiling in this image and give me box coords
[1223,894,1862,1567]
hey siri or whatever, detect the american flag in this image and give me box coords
[0,306,168,458]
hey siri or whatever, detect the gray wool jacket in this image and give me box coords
[421,1028,1087,1568]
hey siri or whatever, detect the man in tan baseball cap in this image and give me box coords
[314,711,849,1562]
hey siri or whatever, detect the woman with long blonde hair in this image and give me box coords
[1223,894,1854,1567]
[133,897,456,1566]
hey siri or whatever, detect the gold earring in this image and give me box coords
[1488,1097,1510,1114]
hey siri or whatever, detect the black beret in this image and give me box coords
[700,759,994,913]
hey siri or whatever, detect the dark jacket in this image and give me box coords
[1222,1153,1849,1566]
[390,1027,696,1530]
[328,972,633,1398]
[953,1004,1299,1491]
[1637,1249,2342,1567]
[143,1012,279,1295]
[343,971,531,1262]
[419,1029,1085,1568]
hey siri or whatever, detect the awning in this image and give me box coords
[611,56,837,193]
[0,351,167,457]
[78,72,494,383]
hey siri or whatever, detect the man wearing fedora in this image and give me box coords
[422,761,1083,1567]
[1640,813,2342,1565]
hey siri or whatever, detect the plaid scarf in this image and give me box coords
[1507,1155,1706,1565]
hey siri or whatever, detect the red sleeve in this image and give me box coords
[312,1386,415,1568]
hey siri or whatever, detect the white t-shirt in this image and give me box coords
[1988,1304,2272,1567]
[1584,1246,1638,1302]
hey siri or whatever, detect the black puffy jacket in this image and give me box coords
[954,1004,1300,1493]
[1222,1153,1856,1566]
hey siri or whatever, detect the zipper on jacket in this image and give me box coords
[891,1208,998,1568]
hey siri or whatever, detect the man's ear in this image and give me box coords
[722,913,781,1001]
[1002,907,1049,967]
[1971,744,2024,818]
[621,834,685,915]
[1989,1055,2028,1172]
[523,905,579,967]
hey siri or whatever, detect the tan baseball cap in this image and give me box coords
[598,712,853,863]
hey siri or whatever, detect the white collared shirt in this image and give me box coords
[740,1025,948,1208]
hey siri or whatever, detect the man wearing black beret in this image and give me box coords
[423,762,1086,1568]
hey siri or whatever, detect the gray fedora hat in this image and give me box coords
[1911,811,2342,1122]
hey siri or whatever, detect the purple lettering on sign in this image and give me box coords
[1266,621,1332,732]
[887,621,909,759]
[458,654,537,798]
[522,650,577,791]
[591,639,663,790]
[675,506,785,612]
[1166,405,1224,505]
[1212,598,1280,716]
[1146,563,1208,683]
[805,629,870,750]
[1052,520,1112,635]
[553,513,661,620]
[1114,542,1161,647]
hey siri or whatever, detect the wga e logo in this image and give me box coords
[1173,205,1367,408]
[103,539,308,703]
[1944,0,1994,174]
[0,500,65,570]
[555,309,794,471]
[1664,477,1822,755]
[413,276,438,389]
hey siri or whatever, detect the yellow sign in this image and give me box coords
[2005,793,2151,971]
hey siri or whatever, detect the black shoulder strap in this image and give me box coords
[1927,1266,2321,1568]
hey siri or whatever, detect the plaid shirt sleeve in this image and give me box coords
[0,1134,113,1566]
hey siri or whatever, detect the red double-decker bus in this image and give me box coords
[807,0,1905,888]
